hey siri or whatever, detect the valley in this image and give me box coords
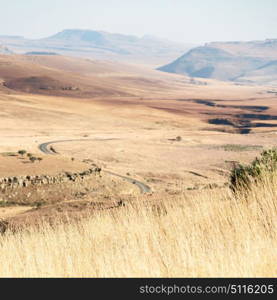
[1,0,277,280]
[0,28,276,277]
[0,53,276,231]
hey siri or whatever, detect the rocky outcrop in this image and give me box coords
[0,167,101,191]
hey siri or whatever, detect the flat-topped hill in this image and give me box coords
[158,39,277,86]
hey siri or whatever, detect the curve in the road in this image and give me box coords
[39,138,121,155]
[38,139,151,194]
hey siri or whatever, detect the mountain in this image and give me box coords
[0,29,195,65]
[158,40,277,85]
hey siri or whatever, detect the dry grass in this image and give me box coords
[0,171,276,278]
[0,170,138,208]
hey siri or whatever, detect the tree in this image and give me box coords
[29,156,37,163]
[18,150,27,157]
[37,157,43,163]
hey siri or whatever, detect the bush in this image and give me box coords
[29,156,37,163]
[18,150,27,156]
[230,148,277,193]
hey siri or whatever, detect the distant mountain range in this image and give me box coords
[2,31,277,85]
[0,29,195,65]
[158,39,277,85]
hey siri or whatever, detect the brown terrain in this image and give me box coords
[0,53,277,229]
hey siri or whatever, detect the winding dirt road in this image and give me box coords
[38,139,151,194]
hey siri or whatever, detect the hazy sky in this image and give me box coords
[1,0,277,44]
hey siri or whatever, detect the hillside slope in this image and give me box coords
[0,54,191,97]
[0,54,134,97]
[158,40,277,85]
[235,60,277,85]
[208,39,277,59]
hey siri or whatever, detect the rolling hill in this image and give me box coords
[0,54,133,97]
[0,53,191,97]
[158,39,277,85]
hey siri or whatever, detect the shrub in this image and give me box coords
[18,150,27,156]
[29,156,37,163]
[230,148,277,193]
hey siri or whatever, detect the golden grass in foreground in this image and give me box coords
[0,173,276,277]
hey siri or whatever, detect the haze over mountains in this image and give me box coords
[1,29,277,86]
[0,29,194,65]
[159,39,277,86]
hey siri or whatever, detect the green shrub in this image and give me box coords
[230,148,277,193]
[29,156,37,163]
[18,150,27,156]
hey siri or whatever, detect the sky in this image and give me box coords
[1,0,277,44]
